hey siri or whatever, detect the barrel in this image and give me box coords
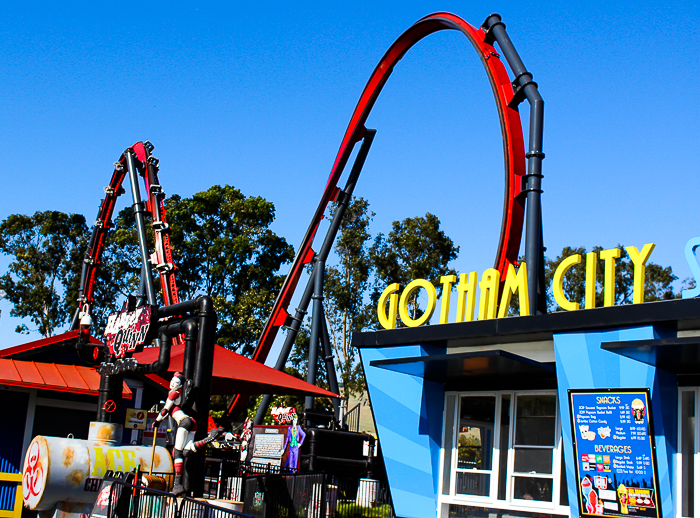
[22,435,173,510]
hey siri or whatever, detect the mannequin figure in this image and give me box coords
[283,414,305,470]
[240,418,253,462]
[156,372,223,495]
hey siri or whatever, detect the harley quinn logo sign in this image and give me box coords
[103,306,152,358]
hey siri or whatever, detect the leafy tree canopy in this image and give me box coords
[112,184,294,354]
[0,185,293,354]
[371,212,459,320]
[324,198,374,399]
[0,211,87,337]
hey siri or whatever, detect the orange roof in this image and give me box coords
[0,359,132,398]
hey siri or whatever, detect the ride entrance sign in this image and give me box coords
[568,389,661,518]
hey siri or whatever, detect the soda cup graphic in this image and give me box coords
[618,483,629,514]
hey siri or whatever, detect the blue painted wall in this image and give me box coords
[360,345,445,518]
[553,326,677,518]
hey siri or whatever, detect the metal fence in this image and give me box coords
[241,473,392,518]
[344,405,361,433]
[89,476,253,518]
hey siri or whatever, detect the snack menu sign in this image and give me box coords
[568,389,660,518]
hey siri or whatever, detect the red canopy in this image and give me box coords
[0,358,132,398]
[133,344,339,398]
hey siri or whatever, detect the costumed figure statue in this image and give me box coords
[240,418,253,462]
[156,372,224,495]
[283,413,305,470]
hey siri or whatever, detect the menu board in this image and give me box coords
[568,389,660,518]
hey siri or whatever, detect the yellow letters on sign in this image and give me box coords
[399,279,437,327]
[600,248,622,307]
[377,283,400,329]
[497,262,530,318]
[553,255,581,311]
[478,269,500,320]
[456,272,478,323]
[374,242,656,328]
[92,447,107,477]
[439,275,457,324]
[585,252,597,309]
[626,243,655,304]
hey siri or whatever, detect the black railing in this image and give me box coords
[344,404,361,433]
[90,476,253,518]
[241,473,392,518]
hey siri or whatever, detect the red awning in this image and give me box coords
[133,344,339,398]
[0,330,104,358]
[0,358,132,398]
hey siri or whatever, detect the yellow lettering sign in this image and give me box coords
[399,279,437,327]
[498,262,529,318]
[377,283,400,329]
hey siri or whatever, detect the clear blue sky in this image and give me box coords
[1,1,699,351]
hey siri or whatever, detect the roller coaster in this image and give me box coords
[64,10,545,426]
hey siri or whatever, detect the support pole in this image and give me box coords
[125,150,158,307]
[305,259,325,421]
[482,15,546,314]
[320,312,340,420]
[254,267,315,424]
[253,130,375,424]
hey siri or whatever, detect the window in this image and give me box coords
[455,395,495,497]
[678,387,699,518]
[440,391,568,514]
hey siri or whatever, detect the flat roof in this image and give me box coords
[352,297,700,349]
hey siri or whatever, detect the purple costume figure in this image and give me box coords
[283,414,305,470]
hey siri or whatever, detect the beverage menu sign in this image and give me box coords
[568,389,660,518]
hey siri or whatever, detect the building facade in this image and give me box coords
[356,297,700,518]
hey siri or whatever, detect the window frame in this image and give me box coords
[677,387,700,518]
[439,390,569,515]
[451,392,500,503]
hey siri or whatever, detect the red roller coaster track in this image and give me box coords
[71,141,180,329]
[227,12,527,418]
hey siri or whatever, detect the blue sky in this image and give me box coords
[1,1,699,352]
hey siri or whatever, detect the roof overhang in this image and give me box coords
[602,336,700,374]
[370,349,554,385]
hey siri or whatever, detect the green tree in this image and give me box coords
[164,185,294,354]
[545,245,677,311]
[0,211,88,337]
[324,198,374,399]
[371,213,459,320]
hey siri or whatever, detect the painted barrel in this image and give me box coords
[22,435,172,510]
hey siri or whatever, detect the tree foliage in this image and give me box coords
[0,185,293,352]
[0,211,87,337]
[108,184,295,354]
[371,212,459,319]
[164,185,294,354]
[324,198,374,399]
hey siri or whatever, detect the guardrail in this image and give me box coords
[89,475,253,518]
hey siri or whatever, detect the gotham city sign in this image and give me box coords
[377,243,656,329]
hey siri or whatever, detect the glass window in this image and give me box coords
[444,391,563,511]
[680,389,695,517]
[497,395,511,500]
[512,394,557,503]
[456,396,495,496]
[442,395,456,496]
[514,394,556,446]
